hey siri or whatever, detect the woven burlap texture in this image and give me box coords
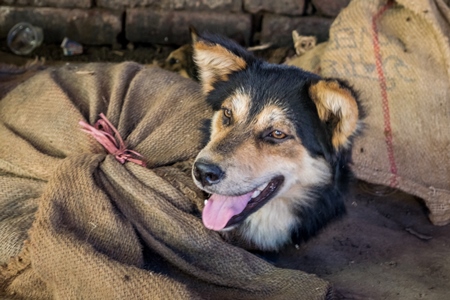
[289,0,450,226]
[0,62,332,299]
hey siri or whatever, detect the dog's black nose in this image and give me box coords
[193,161,224,186]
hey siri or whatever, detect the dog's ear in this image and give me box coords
[189,26,198,43]
[309,79,360,150]
[193,34,254,93]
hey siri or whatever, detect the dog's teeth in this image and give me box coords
[257,182,269,191]
[204,199,208,205]
[251,190,261,199]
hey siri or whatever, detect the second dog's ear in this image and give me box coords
[309,79,361,150]
[189,26,198,43]
[193,35,253,93]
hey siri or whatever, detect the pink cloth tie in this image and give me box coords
[79,113,146,167]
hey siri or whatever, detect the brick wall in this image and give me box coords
[0,0,350,47]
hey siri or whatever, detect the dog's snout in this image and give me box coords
[193,161,224,186]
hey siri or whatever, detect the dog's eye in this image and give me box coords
[168,58,179,65]
[223,108,232,118]
[268,130,287,139]
[221,108,232,126]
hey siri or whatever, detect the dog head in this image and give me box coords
[163,27,199,80]
[192,33,361,251]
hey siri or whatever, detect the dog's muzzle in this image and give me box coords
[193,160,224,186]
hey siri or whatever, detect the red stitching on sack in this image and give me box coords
[79,113,147,167]
[371,0,398,188]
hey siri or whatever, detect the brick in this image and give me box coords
[0,0,91,8]
[126,9,252,46]
[244,0,305,16]
[0,7,121,45]
[96,0,147,9]
[260,15,333,47]
[312,0,351,17]
[98,0,241,12]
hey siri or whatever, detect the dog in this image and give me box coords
[291,30,317,56]
[191,32,362,252]
[163,43,199,81]
[163,27,199,81]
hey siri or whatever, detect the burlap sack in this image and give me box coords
[289,0,450,226]
[0,62,332,299]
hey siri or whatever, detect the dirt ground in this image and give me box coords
[278,182,450,300]
[0,40,176,66]
[0,40,292,68]
[1,41,449,300]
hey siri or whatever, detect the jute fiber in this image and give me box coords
[0,62,332,299]
[289,0,450,226]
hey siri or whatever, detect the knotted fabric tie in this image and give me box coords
[79,113,146,167]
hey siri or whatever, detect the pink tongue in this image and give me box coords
[202,191,254,231]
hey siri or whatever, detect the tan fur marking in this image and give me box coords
[211,90,251,130]
[255,105,294,134]
[209,109,224,138]
[309,80,359,149]
[230,90,251,120]
[194,41,247,93]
